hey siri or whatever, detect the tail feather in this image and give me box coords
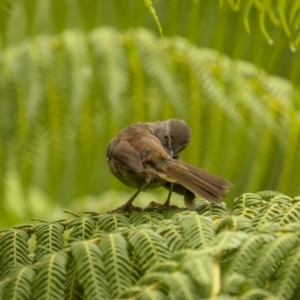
[158,160,233,203]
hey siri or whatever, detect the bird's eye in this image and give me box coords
[164,135,168,140]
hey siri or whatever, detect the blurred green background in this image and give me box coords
[0,0,300,227]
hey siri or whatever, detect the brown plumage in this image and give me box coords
[106,119,233,212]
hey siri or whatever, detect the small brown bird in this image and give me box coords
[106,119,233,212]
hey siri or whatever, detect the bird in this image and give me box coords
[106,119,233,212]
[144,119,195,209]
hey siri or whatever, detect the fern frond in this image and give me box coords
[90,28,128,121]
[148,260,179,273]
[195,199,227,218]
[120,284,167,300]
[175,212,216,249]
[221,272,247,295]
[247,233,300,288]
[3,266,35,300]
[62,30,91,117]
[137,271,169,294]
[155,220,185,252]
[129,211,164,225]
[67,217,96,242]
[230,207,260,219]
[64,260,82,300]
[97,213,130,232]
[70,241,109,299]
[177,249,216,298]
[99,233,132,298]
[0,230,29,279]
[269,246,300,300]
[34,223,64,261]
[267,194,293,205]
[239,288,278,300]
[281,223,300,233]
[272,201,300,225]
[127,227,171,272]
[216,216,252,232]
[257,190,283,201]
[251,204,289,229]
[163,271,200,300]
[31,252,68,300]
[132,29,184,117]
[0,278,9,300]
[232,193,264,209]
[222,233,276,277]
[213,231,248,254]
[135,267,198,299]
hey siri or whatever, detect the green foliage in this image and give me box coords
[71,241,109,299]
[1,191,300,299]
[34,223,64,261]
[1,1,300,83]
[0,230,30,279]
[31,252,68,300]
[3,266,35,300]
[1,27,299,227]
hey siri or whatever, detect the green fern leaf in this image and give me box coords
[0,230,30,279]
[70,241,109,299]
[232,193,264,209]
[127,227,171,272]
[252,204,289,229]
[269,246,300,300]
[99,233,132,298]
[239,288,279,299]
[0,278,8,300]
[230,207,260,219]
[216,216,252,232]
[247,233,300,288]
[272,201,300,225]
[155,220,185,252]
[137,271,169,294]
[67,217,96,242]
[3,266,35,300]
[222,233,276,277]
[120,284,167,300]
[98,213,130,232]
[267,194,294,205]
[129,212,164,225]
[31,252,68,300]
[34,223,64,261]
[213,231,248,254]
[164,271,200,300]
[64,260,82,300]
[177,249,215,298]
[195,200,227,218]
[221,272,247,295]
[90,28,128,121]
[148,260,179,273]
[175,212,216,249]
[257,191,283,201]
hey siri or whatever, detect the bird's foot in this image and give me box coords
[148,201,179,210]
[111,203,143,213]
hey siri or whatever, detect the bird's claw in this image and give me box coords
[148,201,179,210]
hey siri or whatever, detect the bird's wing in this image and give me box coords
[109,141,144,172]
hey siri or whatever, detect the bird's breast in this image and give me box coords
[108,159,165,190]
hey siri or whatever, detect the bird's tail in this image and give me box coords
[155,159,233,203]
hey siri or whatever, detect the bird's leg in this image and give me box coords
[111,190,143,213]
[111,177,150,213]
[163,182,174,206]
[149,182,179,209]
